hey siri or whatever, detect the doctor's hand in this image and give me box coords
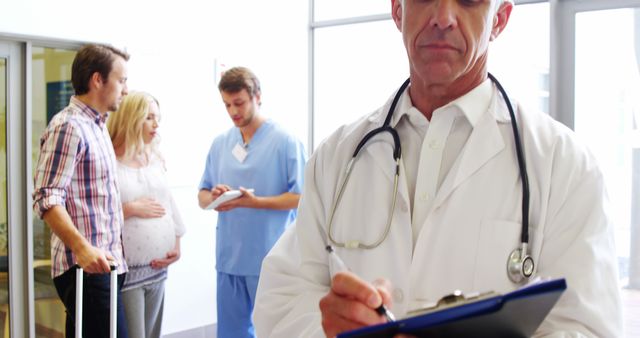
[319,271,393,338]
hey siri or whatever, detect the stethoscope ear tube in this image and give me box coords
[488,73,530,246]
[330,79,408,249]
[353,77,409,159]
[354,126,401,160]
[488,72,535,282]
[383,78,411,127]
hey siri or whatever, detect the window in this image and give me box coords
[31,46,76,337]
[314,0,389,22]
[572,9,640,335]
[313,20,407,148]
[489,2,550,115]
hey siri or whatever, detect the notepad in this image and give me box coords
[205,189,254,210]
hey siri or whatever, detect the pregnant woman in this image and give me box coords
[107,91,186,338]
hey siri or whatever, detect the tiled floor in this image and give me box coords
[622,288,640,338]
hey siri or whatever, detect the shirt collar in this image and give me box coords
[386,85,419,128]
[433,78,493,127]
[70,96,108,125]
[379,78,494,128]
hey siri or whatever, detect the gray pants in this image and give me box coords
[121,280,165,338]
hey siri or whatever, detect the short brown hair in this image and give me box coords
[71,44,130,95]
[218,66,261,97]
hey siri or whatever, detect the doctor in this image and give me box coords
[254,0,622,337]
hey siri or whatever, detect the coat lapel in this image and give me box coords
[432,109,507,210]
[363,138,411,215]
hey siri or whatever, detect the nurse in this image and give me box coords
[197,67,307,338]
[253,0,622,337]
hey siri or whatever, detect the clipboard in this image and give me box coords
[338,278,567,338]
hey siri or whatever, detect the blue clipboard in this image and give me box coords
[338,278,567,338]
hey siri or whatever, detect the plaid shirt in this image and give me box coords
[33,96,127,277]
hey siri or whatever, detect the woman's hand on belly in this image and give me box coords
[150,237,181,269]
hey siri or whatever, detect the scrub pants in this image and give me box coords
[217,272,260,338]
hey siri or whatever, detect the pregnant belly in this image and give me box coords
[123,217,176,266]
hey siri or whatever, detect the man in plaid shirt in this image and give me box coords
[33,43,130,338]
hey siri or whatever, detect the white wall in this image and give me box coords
[1,0,309,334]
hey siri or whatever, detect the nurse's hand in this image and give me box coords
[198,185,230,209]
[211,184,232,199]
[215,187,257,211]
[319,271,393,338]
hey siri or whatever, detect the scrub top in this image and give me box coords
[199,119,307,276]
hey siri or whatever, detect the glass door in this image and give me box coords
[31,46,76,338]
[0,54,9,338]
[0,38,26,338]
[0,37,81,338]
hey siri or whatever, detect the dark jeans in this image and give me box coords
[53,265,129,338]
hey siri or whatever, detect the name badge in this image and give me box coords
[232,143,248,163]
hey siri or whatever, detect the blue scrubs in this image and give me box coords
[199,119,307,337]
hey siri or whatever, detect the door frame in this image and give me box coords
[0,38,30,338]
[1,34,83,338]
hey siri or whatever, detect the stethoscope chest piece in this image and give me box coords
[507,246,535,283]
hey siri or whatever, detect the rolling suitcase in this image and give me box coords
[75,264,118,338]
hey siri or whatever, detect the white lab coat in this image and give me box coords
[253,86,622,338]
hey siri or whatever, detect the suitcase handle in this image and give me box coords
[75,264,118,338]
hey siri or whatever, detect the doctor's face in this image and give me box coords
[221,88,261,129]
[392,0,512,88]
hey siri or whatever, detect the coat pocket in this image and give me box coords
[473,219,523,293]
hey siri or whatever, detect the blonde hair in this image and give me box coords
[107,91,160,160]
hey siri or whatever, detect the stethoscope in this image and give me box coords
[326,73,535,284]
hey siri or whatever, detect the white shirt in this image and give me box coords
[117,154,186,266]
[395,80,493,245]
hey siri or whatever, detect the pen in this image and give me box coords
[325,245,396,322]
